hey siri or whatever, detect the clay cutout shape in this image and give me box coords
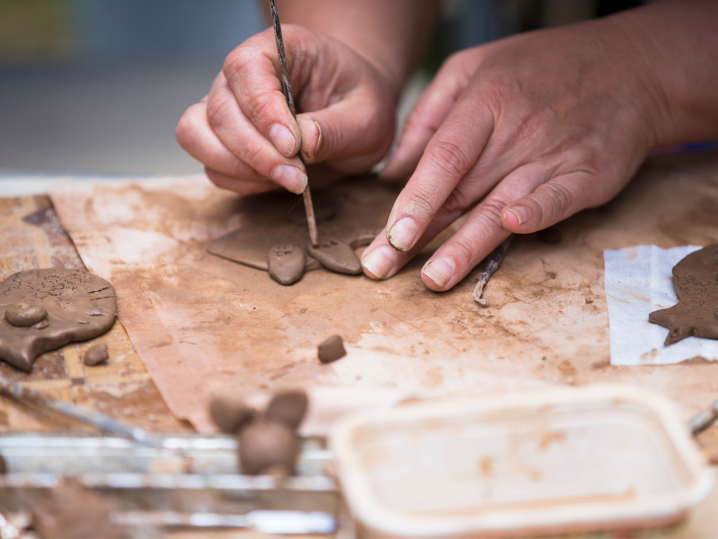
[267,244,306,285]
[33,479,126,539]
[538,227,562,245]
[318,335,346,363]
[209,395,255,434]
[83,343,109,366]
[265,389,308,431]
[649,244,718,345]
[308,238,361,275]
[0,269,117,372]
[238,419,299,476]
[5,303,47,327]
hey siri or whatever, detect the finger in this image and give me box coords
[206,74,307,194]
[176,102,266,182]
[380,54,478,181]
[501,171,607,234]
[223,27,303,158]
[421,165,553,291]
[384,93,495,254]
[205,167,281,195]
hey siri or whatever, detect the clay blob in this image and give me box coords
[649,245,718,345]
[32,479,126,539]
[0,269,117,372]
[267,244,306,286]
[5,303,48,327]
[209,395,255,434]
[318,335,346,363]
[83,343,109,366]
[538,227,562,245]
[265,389,308,431]
[307,238,361,275]
[238,419,299,476]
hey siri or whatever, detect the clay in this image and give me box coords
[0,269,117,372]
[238,419,299,475]
[538,227,562,245]
[318,335,346,363]
[267,244,306,285]
[308,238,361,275]
[83,343,109,366]
[32,479,126,538]
[0,454,6,474]
[5,303,47,327]
[649,244,718,345]
[209,395,255,434]
[266,389,308,431]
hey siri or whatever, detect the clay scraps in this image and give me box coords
[649,244,718,345]
[0,269,117,372]
[83,343,109,366]
[317,335,346,364]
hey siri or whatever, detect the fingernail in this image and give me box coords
[271,165,307,194]
[269,123,296,157]
[507,207,530,226]
[361,245,397,280]
[387,216,418,252]
[423,257,455,287]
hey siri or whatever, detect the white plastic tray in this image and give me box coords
[331,384,714,538]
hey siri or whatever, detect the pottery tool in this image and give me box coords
[269,0,319,246]
[689,397,718,436]
[0,379,161,449]
[473,235,514,306]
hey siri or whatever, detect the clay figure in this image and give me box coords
[83,343,109,366]
[308,238,361,275]
[266,389,308,431]
[209,395,255,434]
[649,244,718,345]
[267,244,306,285]
[0,269,117,371]
[238,419,299,476]
[318,335,346,363]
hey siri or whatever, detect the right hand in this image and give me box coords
[176,25,398,195]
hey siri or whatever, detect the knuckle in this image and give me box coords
[205,95,231,130]
[409,186,442,217]
[536,183,573,222]
[428,140,473,177]
[239,142,264,171]
[245,93,277,126]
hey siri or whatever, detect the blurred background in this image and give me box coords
[0,0,643,177]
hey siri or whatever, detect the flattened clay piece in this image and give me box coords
[538,227,562,245]
[0,269,117,372]
[267,244,306,285]
[318,335,346,363]
[238,419,299,475]
[649,244,718,345]
[83,343,109,366]
[308,238,361,275]
[5,303,47,327]
[33,479,126,539]
[209,395,255,434]
[266,389,308,431]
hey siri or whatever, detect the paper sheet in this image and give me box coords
[604,245,718,366]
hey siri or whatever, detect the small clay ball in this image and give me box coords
[238,419,299,475]
[5,302,47,327]
[538,227,562,245]
[209,395,255,434]
[83,343,109,366]
[266,389,308,431]
[318,335,346,363]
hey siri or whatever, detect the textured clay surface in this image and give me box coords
[308,239,361,275]
[649,244,718,345]
[0,269,116,371]
[267,244,306,286]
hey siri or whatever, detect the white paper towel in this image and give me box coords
[604,245,718,366]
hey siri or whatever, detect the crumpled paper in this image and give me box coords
[604,245,718,366]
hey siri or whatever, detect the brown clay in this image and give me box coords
[538,227,562,245]
[649,244,718,345]
[318,335,346,363]
[5,303,47,327]
[209,395,255,434]
[266,389,308,431]
[0,269,117,372]
[83,343,109,366]
[0,455,6,474]
[32,479,126,538]
[308,238,361,275]
[238,419,299,475]
[267,244,306,285]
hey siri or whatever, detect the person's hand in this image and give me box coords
[361,17,667,291]
[176,25,397,195]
